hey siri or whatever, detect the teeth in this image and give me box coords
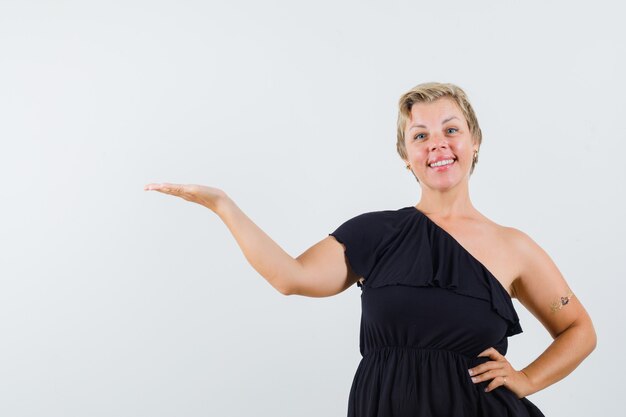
[430,159,455,167]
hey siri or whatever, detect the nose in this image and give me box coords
[429,132,449,151]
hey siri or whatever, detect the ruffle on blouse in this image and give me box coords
[358,207,523,338]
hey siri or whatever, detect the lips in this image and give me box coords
[428,157,457,168]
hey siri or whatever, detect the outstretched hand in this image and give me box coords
[468,347,534,399]
[144,182,228,212]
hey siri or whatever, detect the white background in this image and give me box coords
[1,0,623,416]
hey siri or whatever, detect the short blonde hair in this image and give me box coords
[396,82,483,175]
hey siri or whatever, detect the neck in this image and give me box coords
[415,180,476,219]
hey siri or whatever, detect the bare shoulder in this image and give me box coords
[477,214,529,245]
[498,225,557,286]
[471,216,547,298]
[495,224,549,294]
[499,225,538,257]
[473,212,522,241]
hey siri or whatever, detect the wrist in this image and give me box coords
[518,368,538,397]
[212,192,234,216]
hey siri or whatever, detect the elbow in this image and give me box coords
[588,324,598,353]
[277,283,295,296]
[557,318,597,358]
[577,319,598,357]
[582,315,598,354]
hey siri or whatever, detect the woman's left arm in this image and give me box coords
[508,227,597,396]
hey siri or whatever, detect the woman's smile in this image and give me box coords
[429,158,457,170]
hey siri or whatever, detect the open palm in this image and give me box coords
[144,182,227,211]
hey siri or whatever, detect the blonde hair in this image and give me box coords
[396,82,483,175]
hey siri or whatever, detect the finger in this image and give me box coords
[145,183,182,194]
[477,347,502,360]
[484,376,506,393]
[469,361,501,377]
[471,368,504,383]
[160,183,180,194]
[144,183,174,191]
[476,347,496,357]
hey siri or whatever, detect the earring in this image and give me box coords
[406,164,411,170]
[473,149,479,164]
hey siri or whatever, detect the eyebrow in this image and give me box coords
[408,116,460,130]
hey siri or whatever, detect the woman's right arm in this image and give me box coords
[144,183,359,297]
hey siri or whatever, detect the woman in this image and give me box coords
[144,82,596,416]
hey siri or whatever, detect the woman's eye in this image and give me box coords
[447,128,458,134]
[414,133,426,140]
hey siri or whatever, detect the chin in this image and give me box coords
[423,178,462,191]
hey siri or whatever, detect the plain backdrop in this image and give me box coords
[1,0,624,416]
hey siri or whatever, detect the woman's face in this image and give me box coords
[403,97,478,191]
